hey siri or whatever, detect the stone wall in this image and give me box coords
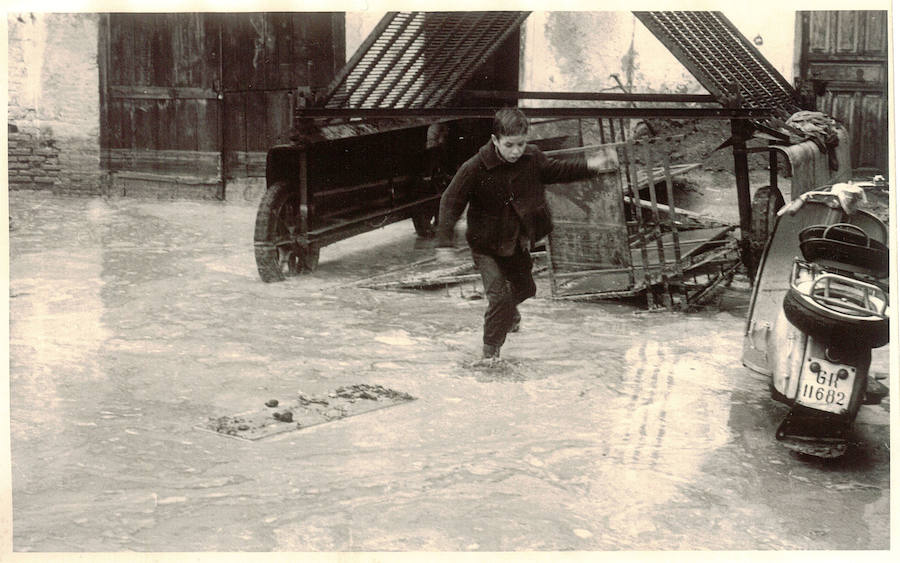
[7,13,103,195]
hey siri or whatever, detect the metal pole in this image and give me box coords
[769,143,779,189]
[661,147,688,306]
[640,141,672,309]
[731,117,754,269]
[624,142,655,308]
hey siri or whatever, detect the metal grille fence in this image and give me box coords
[634,11,799,112]
[322,11,529,109]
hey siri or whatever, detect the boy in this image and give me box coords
[435,107,604,365]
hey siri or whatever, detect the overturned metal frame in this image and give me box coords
[541,139,741,309]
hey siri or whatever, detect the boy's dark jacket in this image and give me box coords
[436,140,591,255]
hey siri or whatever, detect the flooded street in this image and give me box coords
[7,191,891,552]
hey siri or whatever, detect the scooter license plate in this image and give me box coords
[796,357,855,414]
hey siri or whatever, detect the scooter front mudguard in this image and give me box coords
[768,308,807,403]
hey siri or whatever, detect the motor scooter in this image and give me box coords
[742,183,889,458]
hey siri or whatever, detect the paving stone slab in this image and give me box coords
[196,384,416,441]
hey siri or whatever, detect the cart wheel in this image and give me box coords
[782,287,889,348]
[254,181,315,282]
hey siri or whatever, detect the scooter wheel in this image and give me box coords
[782,288,890,348]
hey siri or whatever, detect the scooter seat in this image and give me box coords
[798,224,888,278]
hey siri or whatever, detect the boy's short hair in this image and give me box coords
[493,107,529,138]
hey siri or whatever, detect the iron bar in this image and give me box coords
[640,141,673,308]
[624,142,655,308]
[731,118,754,267]
[384,14,459,107]
[298,151,309,236]
[661,146,689,305]
[323,12,402,107]
[358,14,425,107]
[618,141,639,286]
[294,107,772,119]
[769,143,779,188]
[461,90,719,103]
[427,20,501,107]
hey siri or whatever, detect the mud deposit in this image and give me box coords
[7,191,891,553]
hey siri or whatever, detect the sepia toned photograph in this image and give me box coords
[4,0,893,557]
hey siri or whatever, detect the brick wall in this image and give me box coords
[7,126,61,190]
[7,13,103,195]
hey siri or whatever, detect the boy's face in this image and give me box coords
[491,134,527,164]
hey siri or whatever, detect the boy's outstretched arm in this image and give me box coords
[434,161,475,263]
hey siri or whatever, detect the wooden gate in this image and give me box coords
[220,13,344,180]
[797,10,889,174]
[99,13,343,197]
[100,13,223,196]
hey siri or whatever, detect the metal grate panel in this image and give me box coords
[322,11,529,109]
[634,11,798,112]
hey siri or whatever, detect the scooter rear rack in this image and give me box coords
[789,260,889,321]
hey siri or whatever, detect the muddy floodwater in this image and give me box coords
[7,192,891,553]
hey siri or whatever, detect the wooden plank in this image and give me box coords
[108,13,132,85]
[244,90,268,151]
[222,92,246,177]
[109,85,219,100]
[104,149,221,177]
[248,13,268,91]
[830,92,857,162]
[150,13,173,86]
[148,99,161,151]
[122,102,137,164]
[836,11,858,53]
[265,90,292,147]
[266,13,290,89]
[110,14,138,84]
[809,11,831,53]
[863,11,887,53]
[196,99,220,153]
[202,13,221,91]
[220,13,243,90]
[307,13,336,89]
[858,93,886,170]
[156,99,176,151]
[176,99,200,152]
[291,14,311,86]
[132,14,154,86]
[132,100,155,163]
[106,99,126,150]
[330,13,346,79]
[98,14,111,153]
[172,13,201,88]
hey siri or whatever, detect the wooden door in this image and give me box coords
[100,13,223,195]
[99,13,344,196]
[220,13,344,180]
[798,11,889,174]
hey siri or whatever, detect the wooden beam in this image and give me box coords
[109,85,219,100]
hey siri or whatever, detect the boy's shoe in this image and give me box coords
[471,343,502,367]
[482,343,501,358]
[472,356,502,368]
